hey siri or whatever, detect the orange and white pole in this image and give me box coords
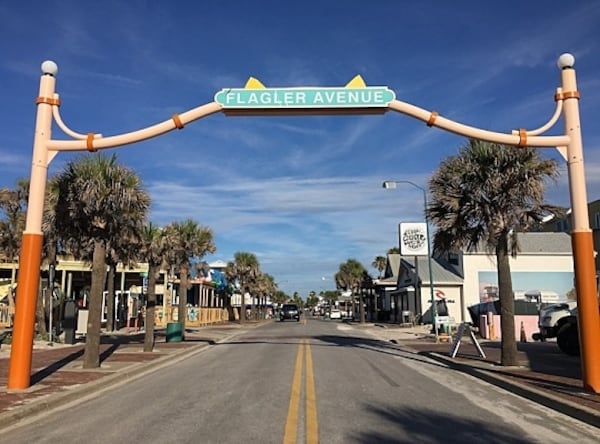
[7,61,57,390]
[558,53,600,392]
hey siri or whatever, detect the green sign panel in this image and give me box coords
[214,86,395,109]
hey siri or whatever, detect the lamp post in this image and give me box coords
[382,180,438,343]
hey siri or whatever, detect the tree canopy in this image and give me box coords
[427,139,561,365]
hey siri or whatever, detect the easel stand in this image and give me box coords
[450,322,486,359]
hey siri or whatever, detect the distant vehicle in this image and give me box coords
[280,304,300,322]
[329,309,342,320]
[522,289,561,304]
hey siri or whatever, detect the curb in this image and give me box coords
[425,351,600,429]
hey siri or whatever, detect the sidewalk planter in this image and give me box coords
[166,322,184,342]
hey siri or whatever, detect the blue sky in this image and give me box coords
[1,1,599,298]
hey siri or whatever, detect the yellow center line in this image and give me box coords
[284,341,304,444]
[284,339,320,443]
[305,340,319,444]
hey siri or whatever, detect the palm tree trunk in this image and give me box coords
[178,265,188,332]
[359,292,365,324]
[106,264,116,331]
[497,236,518,366]
[83,240,107,369]
[35,279,47,338]
[144,265,157,352]
[239,279,245,324]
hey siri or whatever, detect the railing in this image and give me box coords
[154,307,229,327]
[0,304,229,330]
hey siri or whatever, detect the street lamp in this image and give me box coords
[382,180,438,343]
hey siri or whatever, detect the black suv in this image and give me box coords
[280,304,300,322]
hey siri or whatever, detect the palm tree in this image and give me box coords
[322,290,339,308]
[271,289,288,308]
[40,177,64,338]
[0,179,28,326]
[254,272,275,319]
[226,252,260,324]
[0,179,57,337]
[104,210,147,332]
[427,139,561,366]
[335,259,368,322]
[54,154,150,369]
[371,256,386,278]
[165,219,216,328]
[0,180,28,280]
[139,223,170,352]
[306,291,319,311]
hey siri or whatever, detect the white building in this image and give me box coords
[436,232,574,321]
[376,232,574,326]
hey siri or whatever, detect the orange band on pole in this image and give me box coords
[426,111,438,127]
[555,90,580,101]
[571,231,600,392]
[86,133,97,152]
[518,129,527,147]
[35,96,61,106]
[7,233,43,390]
[172,114,184,129]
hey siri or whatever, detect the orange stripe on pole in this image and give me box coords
[572,231,600,392]
[7,233,43,390]
[86,133,97,152]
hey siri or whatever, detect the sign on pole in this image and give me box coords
[399,222,428,256]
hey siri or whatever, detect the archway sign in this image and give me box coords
[8,55,600,393]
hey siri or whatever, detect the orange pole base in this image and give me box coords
[7,233,43,390]
[572,231,600,393]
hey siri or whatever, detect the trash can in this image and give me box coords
[63,299,78,345]
[166,322,183,342]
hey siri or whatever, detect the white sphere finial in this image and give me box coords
[41,60,58,76]
[557,53,575,69]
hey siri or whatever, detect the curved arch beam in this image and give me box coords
[47,101,223,152]
[513,88,563,137]
[387,99,570,148]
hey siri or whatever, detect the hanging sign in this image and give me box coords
[214,75,395,114]
[399,222,429,256]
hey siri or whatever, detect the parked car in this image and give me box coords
[280,304,300,322]
[536,301,580,355]
[329,309,342,320]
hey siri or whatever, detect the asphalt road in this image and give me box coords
[2,318,599,443]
